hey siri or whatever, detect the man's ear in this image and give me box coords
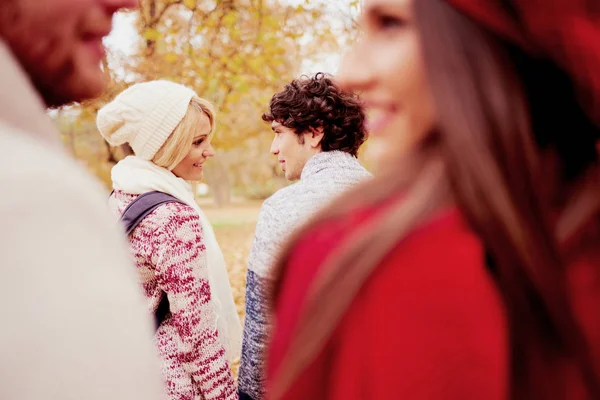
[307,126,324,148]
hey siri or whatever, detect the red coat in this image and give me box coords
[266,202,600,399]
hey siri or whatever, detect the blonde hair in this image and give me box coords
[152,96,216,170]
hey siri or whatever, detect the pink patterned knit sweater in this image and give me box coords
[110,190,237,400]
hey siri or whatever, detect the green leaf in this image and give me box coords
[237,82,249,93]
[164,52,178,63]
[222,12,237,26]
[142,28,161,41]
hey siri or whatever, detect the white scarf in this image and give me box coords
[112,156,242,363]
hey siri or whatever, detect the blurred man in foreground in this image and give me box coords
[0,1,164,398]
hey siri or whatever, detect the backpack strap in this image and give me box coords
[121,191,183,235]
[119,191,186,331]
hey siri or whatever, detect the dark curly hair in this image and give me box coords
[262,72,367,157]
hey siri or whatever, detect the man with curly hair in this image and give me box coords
[238,73,371,400]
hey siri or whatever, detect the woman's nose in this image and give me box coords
[337,42,374,92]
[203,144,216,158]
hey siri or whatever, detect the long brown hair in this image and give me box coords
[268,0,600,398]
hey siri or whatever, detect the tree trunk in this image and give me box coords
[204,159,231,207]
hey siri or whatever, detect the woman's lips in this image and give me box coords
[365,107,397,135]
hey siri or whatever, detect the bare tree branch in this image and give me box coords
[152,0,183,25]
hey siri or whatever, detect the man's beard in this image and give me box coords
[1,1,79,108]
[33,60,78,108]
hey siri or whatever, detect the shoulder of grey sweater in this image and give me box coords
[258,183,306,225]
[263,180,302,207]
[256,162,370,228]
[0,125,165,399]
[251,194,290,252]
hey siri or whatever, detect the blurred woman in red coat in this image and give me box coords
[265,0,600,399]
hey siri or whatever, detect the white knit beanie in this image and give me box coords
[97,80,197,160]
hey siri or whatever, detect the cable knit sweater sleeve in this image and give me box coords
[153,208,237,400]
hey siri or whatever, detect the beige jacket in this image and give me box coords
[0,40,164,399]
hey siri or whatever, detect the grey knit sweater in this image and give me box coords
[238,150,372,400]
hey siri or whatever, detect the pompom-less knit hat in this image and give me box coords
[97,80,197,160]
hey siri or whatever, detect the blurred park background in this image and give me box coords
[52,0,367,205]
[51,0,371,349]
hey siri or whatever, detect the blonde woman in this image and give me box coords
[98,80,242,400]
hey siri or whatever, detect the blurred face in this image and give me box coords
[337,0,435,159]
[270,121,322,181]
[172,112,216,182]
[0,0,137,107]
